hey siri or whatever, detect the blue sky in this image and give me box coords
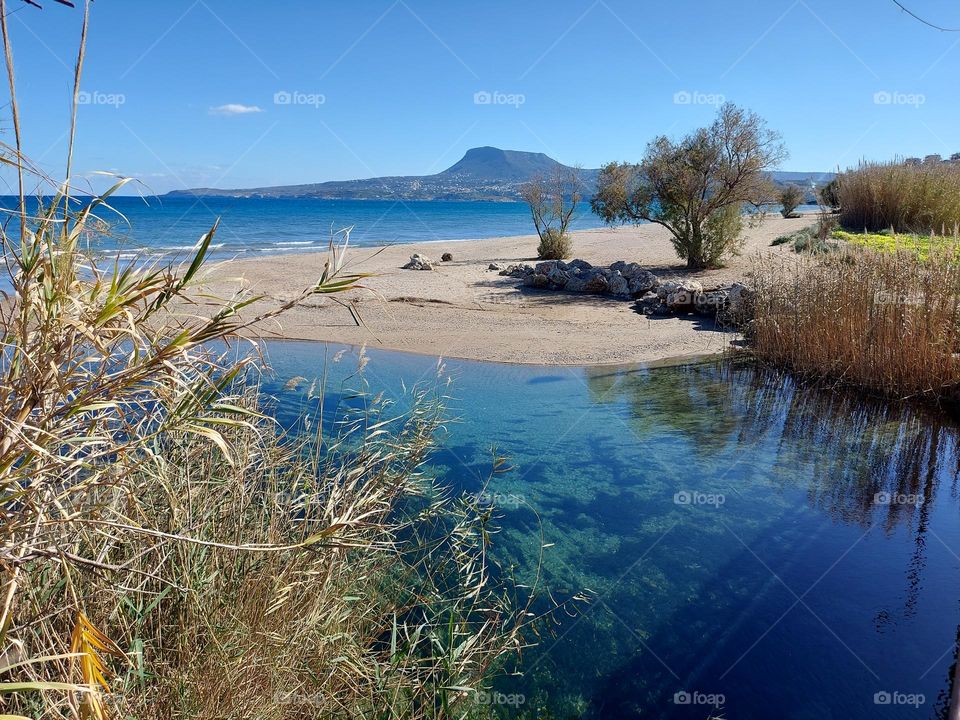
[3,0,959,194]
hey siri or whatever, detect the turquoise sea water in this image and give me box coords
[0,196,606,261]
[0,196,823,262]
[257,340,960,720]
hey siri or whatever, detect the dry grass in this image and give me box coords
[0,4,564,717]
[749,244,960,403]
[838,160,960,235]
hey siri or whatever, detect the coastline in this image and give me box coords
[183,213,813,366]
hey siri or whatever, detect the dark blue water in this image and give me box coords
[254,341,960,720]
[0,196,605,261]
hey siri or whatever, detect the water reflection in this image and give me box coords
[260,343,960,719]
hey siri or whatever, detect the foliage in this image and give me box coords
[778,184,805,218]
[749,243,960,402]
[818,177,841,211]
[837,160,960,234]
[833,229,960,262]
[521,166,580,260]
[0,4,557,718]
[536,228,573,260]
[591,103,786,269]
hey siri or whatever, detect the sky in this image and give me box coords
[1,0,959,194]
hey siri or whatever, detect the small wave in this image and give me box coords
[275,241,314,246]
[166,243,226,251]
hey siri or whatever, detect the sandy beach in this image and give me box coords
[186,213,812,365]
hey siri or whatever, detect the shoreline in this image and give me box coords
[184,214,814,366]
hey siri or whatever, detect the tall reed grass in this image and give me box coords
[838,160,960,234]
[749,245,960,404]
[0,3,563,717]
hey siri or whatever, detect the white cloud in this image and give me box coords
[209,103,263,116]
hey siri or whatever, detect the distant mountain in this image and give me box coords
[164,146,831,201]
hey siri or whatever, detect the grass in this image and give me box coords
[832,229,960,262]
[837,159,960,234]
[0,5,565,717]
[749,243,960,403]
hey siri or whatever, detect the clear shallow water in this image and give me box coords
[257,341,960,719]
[0,196,605,261]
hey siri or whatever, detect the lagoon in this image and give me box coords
[261,341,960,719]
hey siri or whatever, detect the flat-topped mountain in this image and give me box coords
[165,147,832,201]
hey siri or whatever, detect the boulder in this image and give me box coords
[583,272,610,294]
[565,275,588,292]
[402,253,434,271]
[567,259,593,272]
[441,252,453,262]
[627,270,658,296]
[488,262,505,271]
[547,267,570,288]
[535,260,568,276]
[694,289,729,316]
[607,271,631,297]
[523,273,550,289]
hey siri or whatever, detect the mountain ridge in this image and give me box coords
[164,147,833,201]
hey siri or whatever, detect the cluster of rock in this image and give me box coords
[402,252,454,270]
[498,258,753,321]
[402,253,435,270]
[499,259,657,297]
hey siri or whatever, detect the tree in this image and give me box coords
[591,103,787,269]
[521,165,581,260]
[779,184,805,218]
[819,178,841,211]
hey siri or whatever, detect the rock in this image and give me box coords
[722,283,755,326]
[535,260,568,276]
[402,253,434,270]
[565,275,588,292]
[441,252,453,262]
[488,262,505,271]
[523,273,550,289]
[583,272,610,294]
[499,264,535,278]
[694,289,729,316]
[547,267,570,288]
[619,262,646,279]
[607,271,631,297]
[627,270,658,296]
[567,259,593,272]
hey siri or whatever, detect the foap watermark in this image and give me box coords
[673,690,725,708]
[274,691,323,707]
[673,90,725,106]
[874,289,924,306]
[77,90,125,108]
[472,690,525,708]
[274,90,326,108]
[674,490,725,508]
[874,491,924,507]
[873,90,925,108]
[471,491,524,509]
[473,90,525,108]
[873,690,925,708]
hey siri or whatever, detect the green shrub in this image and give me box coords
[779,184,805,217]
[537,228,573,259]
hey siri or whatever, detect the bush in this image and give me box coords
[537,227,573,259]
[779,184,805,217]
[838,160,960,234]
[819,178,841,211]
[750,244,960,401]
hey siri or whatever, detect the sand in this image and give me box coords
[184,213,813,365]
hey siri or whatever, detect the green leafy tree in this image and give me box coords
[591,104,786,268]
